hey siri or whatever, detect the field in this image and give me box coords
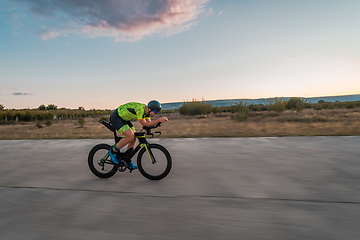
[1,108,360,139]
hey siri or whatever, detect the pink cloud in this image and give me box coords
[39,28,60,40]
[288,55,306,61]
[347,59,360,66]
[206,8,214,17]
[13,0,210,41]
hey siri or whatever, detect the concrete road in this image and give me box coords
[0,137,360,240]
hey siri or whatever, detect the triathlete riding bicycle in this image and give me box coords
[108,100,168,170]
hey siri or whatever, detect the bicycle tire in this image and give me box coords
[88,143,117,178]
[137,143,172,180]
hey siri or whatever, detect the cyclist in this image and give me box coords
[108,100,168,170]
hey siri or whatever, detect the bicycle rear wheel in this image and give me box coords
[137,143,172,180]
[88,143,117,178]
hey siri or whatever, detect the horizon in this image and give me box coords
[1,0,360,109]
[164,93,360,104]
[2,93,360,110]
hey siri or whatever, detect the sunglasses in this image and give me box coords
[153,109,160,114]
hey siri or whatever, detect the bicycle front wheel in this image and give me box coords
[137,143,172,180]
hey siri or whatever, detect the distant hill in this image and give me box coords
[162,94,360,110]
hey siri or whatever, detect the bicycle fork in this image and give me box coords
[141,143,156,164]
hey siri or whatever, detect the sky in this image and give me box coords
[0,0,360,110]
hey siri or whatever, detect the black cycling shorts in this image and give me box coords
[110,110,135,133]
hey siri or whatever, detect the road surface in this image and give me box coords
[1,136,360,239]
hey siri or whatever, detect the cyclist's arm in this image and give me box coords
[138,117,168,127]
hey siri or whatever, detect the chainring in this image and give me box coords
[117,160,128,172]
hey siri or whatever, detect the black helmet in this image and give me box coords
[148,100,161,114]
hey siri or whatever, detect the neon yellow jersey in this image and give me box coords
[117,102,150,121]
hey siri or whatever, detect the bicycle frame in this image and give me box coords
[100,120,156,164]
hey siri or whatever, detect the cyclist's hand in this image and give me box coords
[159,117,168,123]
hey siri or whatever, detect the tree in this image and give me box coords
[78,107,85,111]
[38,104,46,111]
[46,104,57,110]
[0,104,4,110]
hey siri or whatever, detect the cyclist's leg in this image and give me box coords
[116,128,135,150]
[108,110,124,164]
[108,126,134,164]
[117,128,138,170]
[126,122,136,150]
[110,111,134,152]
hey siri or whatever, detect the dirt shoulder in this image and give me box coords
[1,108,360,139]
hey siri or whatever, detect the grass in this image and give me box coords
[1,108,360,139]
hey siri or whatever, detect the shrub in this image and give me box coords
[346,102,355,109]
[327,102,335,109]
[179,99,213,115]
[248,103,266,111]
[15,111,24,121]
[231,108,250,122]
[3,111,15,121]
[286,97,306,112]
[268,97,286,112]
[317,102,335,109]
[78,117,85,127]
[35,112,44,121]
[228,101,248,113]
[23,111,34,121]
[36,122,43,128]
[212,106,220,114]
[13,111,34,121]
[46,112,55,120]
[35,111,53,120]
[45,120,52,126]
[314,104,323,110]
[295,102,305,112]
[317,102,334,109]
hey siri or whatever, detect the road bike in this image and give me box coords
[88,120,172,180]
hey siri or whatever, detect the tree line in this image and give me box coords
[0,104,111,123]
[177,98,360,115]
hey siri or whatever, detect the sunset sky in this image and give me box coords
[1,0,360,109]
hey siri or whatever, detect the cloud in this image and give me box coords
[347,59,360,66]
[288,55,306,61]
[12,92,32,96]
[9,0,210,41]
[39,28,60,40]
[206,8,214,17]
[218,11,223,16]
